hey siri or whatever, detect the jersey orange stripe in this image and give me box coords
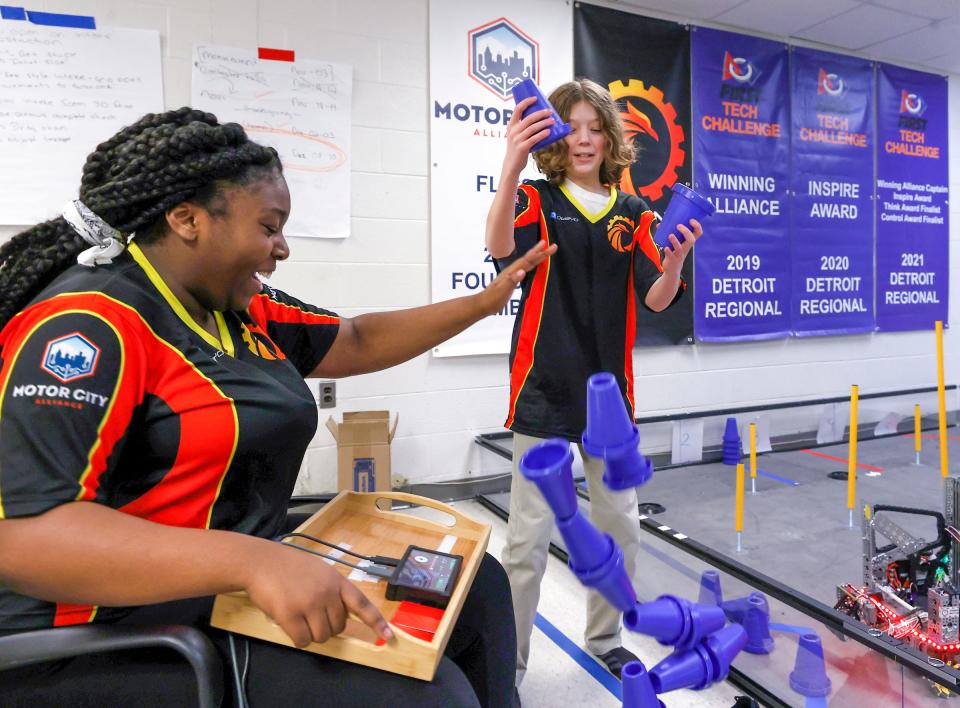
[635,211,664,273]
[514,183,541,228]
[248,292,340,326]
[505,208,551,429]
[624,255,637,414]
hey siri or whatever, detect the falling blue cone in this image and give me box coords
[621,660,665,708]
[582,372,652,489]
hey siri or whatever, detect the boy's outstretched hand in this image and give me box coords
[478,241,558,316]
[661,218,703,279]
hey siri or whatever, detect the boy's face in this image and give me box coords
[564,100,607,184]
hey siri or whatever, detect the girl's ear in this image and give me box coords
[164,202,206,243]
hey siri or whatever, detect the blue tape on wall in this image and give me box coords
[0,6,27,20]
[26,10,96,29]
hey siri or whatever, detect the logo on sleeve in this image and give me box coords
[41,333,100,383]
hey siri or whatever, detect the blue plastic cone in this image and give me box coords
[650,624,747,693]
[574,537,637,613]
[698,570,723,606]
[623,595,725,651]
[742,594,774,654]
[519,438,577,521]
[582,373,651,489]
[510,78,572,152]
[722,417,741,465]
[556,512,613,573]
[621,660,664,708]
[789,633,832,698]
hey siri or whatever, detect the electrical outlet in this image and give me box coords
[318,381,336,409]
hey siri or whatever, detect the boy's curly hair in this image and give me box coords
[533,78,635,186]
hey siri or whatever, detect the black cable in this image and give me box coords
[277,532,400,567]
[278,537,394,579]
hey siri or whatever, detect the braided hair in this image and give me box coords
[0,107,282,329]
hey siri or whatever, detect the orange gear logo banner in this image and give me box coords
[609,79,686,205]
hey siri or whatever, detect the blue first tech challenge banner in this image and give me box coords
[790,48,875,336]
[876,64,949,331]
[692,28,791,341]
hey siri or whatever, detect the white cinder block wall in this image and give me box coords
[1,0,958,492]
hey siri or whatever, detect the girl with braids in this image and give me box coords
[0,107,552,707]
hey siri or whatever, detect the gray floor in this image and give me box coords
[639,434,952,605]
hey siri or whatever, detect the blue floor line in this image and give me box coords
[769,622,817,635]
[758,469,801,486]
[533,612,623,700]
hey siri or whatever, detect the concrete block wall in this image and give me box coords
[1,0,958,493]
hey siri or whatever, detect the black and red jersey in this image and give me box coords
[0,243,339,631]
[497,179,684,441]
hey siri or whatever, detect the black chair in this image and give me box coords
[0,495,338,708]
[0,623,224,708]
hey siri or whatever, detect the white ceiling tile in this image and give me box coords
[868,0,959,21]
[921,53,960,73]
[795,4,932,49]
[864,20,960,63]
[713,0,861,37]
[615,0,746,20]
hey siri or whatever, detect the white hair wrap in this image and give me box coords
[61,200,126,267]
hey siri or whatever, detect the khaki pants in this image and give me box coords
[500,432,642,686]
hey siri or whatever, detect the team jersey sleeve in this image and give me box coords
[633,209,686,311]
[246,285,341,377]
[493,181,544,273]
[0,309,134,519]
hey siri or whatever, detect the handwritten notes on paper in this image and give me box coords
[0,23,162,224]
[192,45,352,239]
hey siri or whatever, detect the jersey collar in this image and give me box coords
[559,182,617,223]
[128,242,235,357]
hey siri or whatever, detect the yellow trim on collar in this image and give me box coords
[128,242,235,357]
[559,183,617,223]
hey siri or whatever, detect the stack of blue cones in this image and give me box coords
[722,417,741,466]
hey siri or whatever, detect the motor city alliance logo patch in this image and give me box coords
[41,332,100,383]
[468,18,539,101]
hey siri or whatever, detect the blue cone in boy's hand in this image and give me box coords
[654,182,716,249]
[582,372,652,489]
[698,570,724,606]
[621,661,665,708]
[519,438,578,521]
[789,633,832,697]
[623,595,726,651]
[511,78,572,152]
[649,623,747,693]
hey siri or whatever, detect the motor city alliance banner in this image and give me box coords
[875,63,949,332]
[692,28,792,342]
[790,48,875,337]
[428,1,572,356]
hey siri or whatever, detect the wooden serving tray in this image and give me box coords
[210,491,490,680]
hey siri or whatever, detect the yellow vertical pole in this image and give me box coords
[937,321,949,478]
[749,423,757,495]
[915,404,922,465]
[736,462,745,552]
[847,384,859,528]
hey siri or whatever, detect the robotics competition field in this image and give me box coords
[476,386,960,707]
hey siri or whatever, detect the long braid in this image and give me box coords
[0,107,281,329]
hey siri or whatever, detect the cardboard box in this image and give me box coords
[325,411,398,492]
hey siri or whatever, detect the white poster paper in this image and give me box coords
[192,45,351,239]
[0,23,162,224]
[671,419,704,465]
[429,1,573,356]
